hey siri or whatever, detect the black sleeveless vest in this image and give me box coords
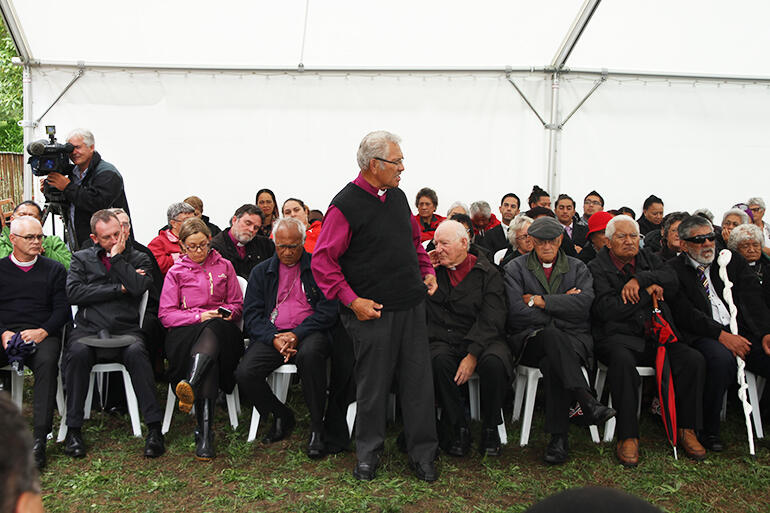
[331,182,426,311]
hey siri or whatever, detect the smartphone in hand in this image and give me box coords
[217,306,233,317]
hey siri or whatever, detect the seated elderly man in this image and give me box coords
[667,215,770,451]
[235,217,337,458]
[504,216,614,464]
[589,216,706,466]
[728,223,770,308]
[427,220,513,457]
[0,217,69,469]
[0,200,71,268]
[63,210,165,459]
[210,204,275,279]
[148,202,196,275]
[470,201,501,238]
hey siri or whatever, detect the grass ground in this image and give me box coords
[24,380,770,513]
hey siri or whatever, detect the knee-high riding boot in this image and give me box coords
[194,397,216,461]
[176,353,213,413]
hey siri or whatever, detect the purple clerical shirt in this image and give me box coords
[311,172,435,307]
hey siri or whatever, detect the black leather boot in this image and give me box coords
[176,353,213,414]
[195,397,216,461]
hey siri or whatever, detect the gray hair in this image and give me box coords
[66,128,95,147]
[508,214,533,249]
[166,202,195,223]
[9,216,42,234]
[606,215,640,240]
[469,201,492,219]
[356,130,401,170]
[728,223,764,251]
[436,219,469,244]
[748,197,766,210]
[446,201,469,217]
[677,215,712,240]
[692,208,714,223]
[721,208,750,226]
[272,216,306,243]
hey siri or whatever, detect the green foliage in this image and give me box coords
[0,20,22,152]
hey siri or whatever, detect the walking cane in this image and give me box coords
[716,249,756,456]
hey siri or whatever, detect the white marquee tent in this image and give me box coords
[2,0,770,242]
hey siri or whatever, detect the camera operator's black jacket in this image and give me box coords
[62,151,131,248]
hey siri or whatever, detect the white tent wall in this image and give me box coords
[558,76,770,218]
[29,68,549,242]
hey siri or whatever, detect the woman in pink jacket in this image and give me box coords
[159,217,244,461]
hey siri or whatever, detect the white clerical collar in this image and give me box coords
[11,253,37,267]
[542,262,553,269]
[378,189,386,196]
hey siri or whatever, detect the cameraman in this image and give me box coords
[43,129,131,250]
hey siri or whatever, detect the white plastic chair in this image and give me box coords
[161,383,241,434]
[593,363,655,442]
[247,364,297,442]
[468,373,507,445]
[345,394,398,438]
[1,364,67,441]
[512,365,600,446]
[62,291,149,439]
[719,370,765,439]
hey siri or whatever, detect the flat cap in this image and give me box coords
[527,216,564,240]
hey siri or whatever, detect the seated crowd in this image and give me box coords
[4,171,770,483]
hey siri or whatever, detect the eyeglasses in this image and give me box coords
[184,242,209,252]
[276,243,302,250]
[682,232,716,244]
[749,207,763,213]
[373,157,404,166]
[532,238,560,247]
[584,199,602,206]
[515,234,531,242]
[12,233,44,241]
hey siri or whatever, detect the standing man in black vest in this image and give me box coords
[312,130,439,482]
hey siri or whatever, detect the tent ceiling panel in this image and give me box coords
[567,0,770,77]
[13,0,580,68]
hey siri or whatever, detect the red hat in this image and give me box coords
[587,211,614,236]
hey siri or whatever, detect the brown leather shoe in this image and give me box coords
[616,438,639,467]
[678,428,706,461]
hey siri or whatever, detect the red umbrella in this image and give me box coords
[650,296,678,459]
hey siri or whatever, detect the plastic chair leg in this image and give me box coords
[346,402,357,438]
[56,374,67,442]
[512,372,526,422]
[747,372,764,439]
[162,384,175,435]
[84,372,95,420]
[520,372,539,446]
[119,369,142,438]
[225,392,239,430]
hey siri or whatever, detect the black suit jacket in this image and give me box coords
[477,224,509,254]
[666,251,770,345]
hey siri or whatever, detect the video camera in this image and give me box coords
[27,125,74,177]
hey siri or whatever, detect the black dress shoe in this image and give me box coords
[700,433,725,452]
[64,430,87,459]
[582,398,617,425]
[144,427,166,458]
[410,460,439,482]
[544,433,569,465]
[445,426,471,457]
[479,427,501,457]
[352,461,378,481]
[263,410,296,444]
[306,431,326,459]
[33,438,47,469]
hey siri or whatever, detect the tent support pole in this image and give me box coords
[32,65,85,126]
[546,73,561,195]
[20,64,32,200]
[558,72,606,129]
[506,75,547,127]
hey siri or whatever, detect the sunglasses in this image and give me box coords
[682,232,716,244]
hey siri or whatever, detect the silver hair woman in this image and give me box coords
[721,207,750,244]
[728,224,764,264]
[507,214,535,252]
[446,201,469,217]
[357,130,402,170]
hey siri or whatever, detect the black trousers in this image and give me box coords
[236,331,330,431]
[0,335,61,438]
[596,334,704,440]
[693,336,770,436]
[519,327,589,434]
[341,301,438,465]
[431,344,506,429]
[62,337,163,428]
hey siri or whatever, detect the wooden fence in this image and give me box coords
[0,152,23,219]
